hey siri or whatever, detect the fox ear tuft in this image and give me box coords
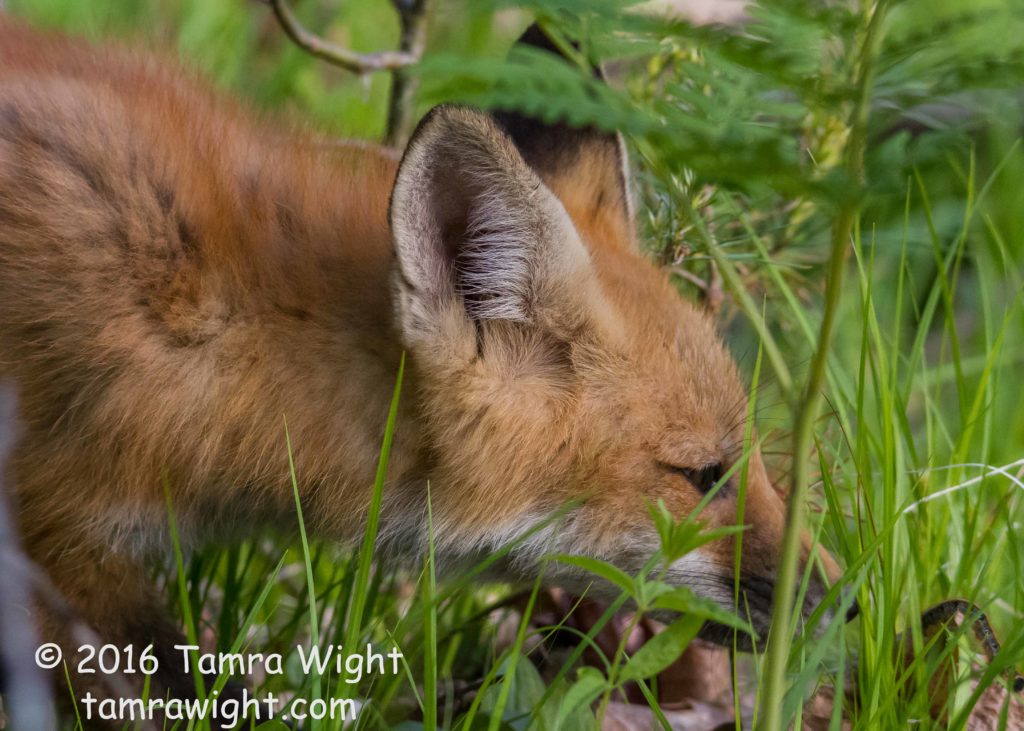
[389,105,601,348]
[490,24,634,240]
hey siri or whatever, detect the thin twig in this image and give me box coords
[705,259,724,315]
[0,540,142,711]
[668,265,711,292]
[0,385,56,731]
[668,262,724,316]
[267,0,418,72]
[903,458,1024,513]
[0,385,148,725]
[386,0,430,146]
[265,0,430,147]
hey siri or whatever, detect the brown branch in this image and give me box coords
[0,385,153,727]
[668,265,710,292]
[267,0,418,72]
[386,0,430,146]
[265,0,431,147]
[0,385,56,730]
[668,262,724,315]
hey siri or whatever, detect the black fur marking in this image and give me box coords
[739,574,776,609]
[113,220,133,252]
[275,304,312,321]
[155,183,176,216]
[473,319,484,360]
[687,574,773,650]
[0,102,117,201]
[492,24,611,172]
[275,200,302,241]
[38,135,113,199]
[490,24,629,216]
[0,102,25,136]
[492,111,614,179]
[176,215,200,255]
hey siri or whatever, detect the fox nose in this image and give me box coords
[802,541,857,626]
[846,597,860,622]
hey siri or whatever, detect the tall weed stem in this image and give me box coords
[758,3,887,728]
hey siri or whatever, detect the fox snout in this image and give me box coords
[660,536,852,650]
[545,474,853,651]
[731,468,856,646]
[689,507,853,650]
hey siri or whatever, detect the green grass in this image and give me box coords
[6,0,1024,728]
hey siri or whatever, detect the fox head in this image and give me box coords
[387,36,846,648]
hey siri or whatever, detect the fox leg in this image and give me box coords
[24,527,245,730]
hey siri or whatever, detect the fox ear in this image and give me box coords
[390,105,604,351]
[491,24,634,243]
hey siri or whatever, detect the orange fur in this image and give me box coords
[0,18,844,723]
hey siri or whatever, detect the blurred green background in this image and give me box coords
[8,0,520,138]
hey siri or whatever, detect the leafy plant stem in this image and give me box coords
[758,3,887,728]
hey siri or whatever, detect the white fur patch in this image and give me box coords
[662,551,735,608]
[457,187,535,322]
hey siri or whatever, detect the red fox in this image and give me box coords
[0,17,847,722]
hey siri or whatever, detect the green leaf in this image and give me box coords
[555,667,606,728]
[651,586,755,636]
[618,615,703,684]
[479,654,548,729]
[549,554,636,597]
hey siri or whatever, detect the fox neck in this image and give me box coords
[149,142,436,551]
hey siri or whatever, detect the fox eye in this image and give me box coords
[660,461,726,494]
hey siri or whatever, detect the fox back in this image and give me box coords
[0,17,842,723]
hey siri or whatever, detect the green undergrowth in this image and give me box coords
[7,0,1023,728]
